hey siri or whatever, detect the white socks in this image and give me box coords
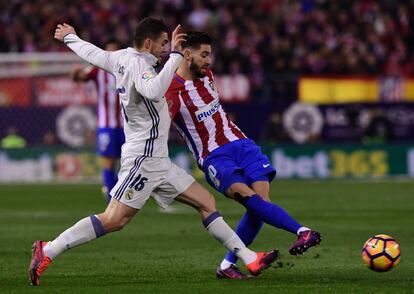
[203,212,257,266]
[297,227,311,235]
[43,215,105,259]
[220,259,234,270]
[43,211,261,269]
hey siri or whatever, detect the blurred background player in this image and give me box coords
[72,39,124,204]
[29,19,278,286]
[166,31,321,279]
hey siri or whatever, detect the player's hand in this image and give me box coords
[171,24,187,53]
[54,23,76,42]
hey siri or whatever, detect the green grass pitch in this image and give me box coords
[0,180,413,293]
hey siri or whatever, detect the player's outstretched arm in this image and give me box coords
[134,25,187,101]
[54,23,115,73]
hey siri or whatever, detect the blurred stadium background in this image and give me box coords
[1,0,414,182]
[1,1,414,292]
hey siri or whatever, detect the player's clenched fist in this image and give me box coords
[54,23,76,42]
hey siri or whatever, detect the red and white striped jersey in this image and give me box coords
[166,69,246,166]
[84,67,123,129]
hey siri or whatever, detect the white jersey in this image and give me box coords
[64,34,183,157]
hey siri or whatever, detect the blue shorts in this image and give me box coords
[202,138,276,194]
[97,128,125,158]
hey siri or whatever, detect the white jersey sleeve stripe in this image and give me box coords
[147,99,160,156]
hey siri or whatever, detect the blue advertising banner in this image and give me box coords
[225,102,414,144]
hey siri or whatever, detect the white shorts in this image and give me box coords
[110,156,195,209]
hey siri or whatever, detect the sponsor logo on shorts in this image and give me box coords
[263,163,270,168]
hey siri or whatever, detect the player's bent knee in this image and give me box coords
[195,192,216,216]
[227,182,255,198]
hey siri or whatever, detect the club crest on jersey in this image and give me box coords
[195,100,220,122]
[142,72,154,82]
[209,81,216,91]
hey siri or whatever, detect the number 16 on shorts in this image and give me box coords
[129,174,148,191]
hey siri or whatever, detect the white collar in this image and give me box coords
[126,47,158,66]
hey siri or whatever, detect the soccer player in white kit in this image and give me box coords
[28,18,278,286]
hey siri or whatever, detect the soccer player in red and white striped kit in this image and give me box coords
[166,31,322,279]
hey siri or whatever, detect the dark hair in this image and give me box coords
[182,31,212,50]
[134,18,168,48]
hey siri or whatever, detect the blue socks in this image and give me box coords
[224,210,264,264]
[103,168,117,205]
[244,194,302,234]
[223,194,303,266]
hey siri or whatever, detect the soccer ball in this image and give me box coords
[361,234,400,272]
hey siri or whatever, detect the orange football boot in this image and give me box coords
[246,249,279,276]
[29,240,52,286]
